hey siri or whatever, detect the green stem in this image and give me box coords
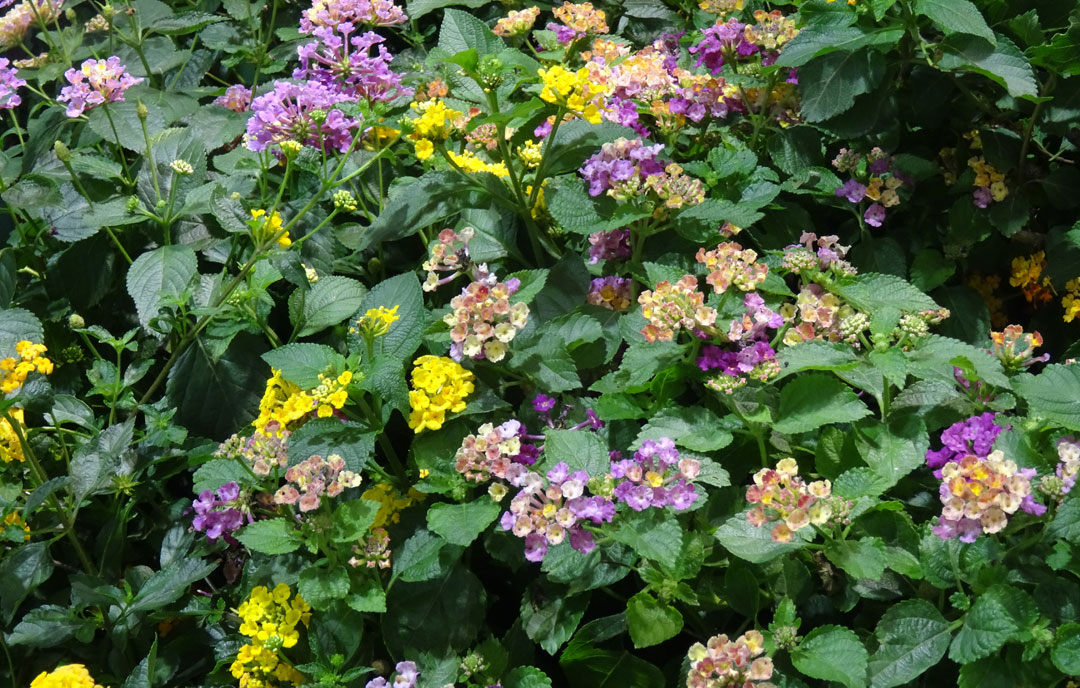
[7,109,25,155]
[102,104,134,184]
[139,107,163,204]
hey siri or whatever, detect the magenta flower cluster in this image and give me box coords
[299,0,407,33]
[925,412,1004,476]
[610,438,700,511]
[0,58,25,109]
[246,80,359,153]
[580,137,665,198]
[57,57,143,118]
[587,228,631,264]
[365,661,418,688]
[689,19,757,74]
[294,24,410,105]
[192,481,245,541]
[213,84,252,112]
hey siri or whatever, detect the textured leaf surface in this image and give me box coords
[791,625,868,688]
[868,600,953,688]
[1013,364,1080,430]
[949,584,1037,663]
[773,373,870,434]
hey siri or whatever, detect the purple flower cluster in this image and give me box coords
[57,57,143,118]
[300,0,407,33]
[192,481,245,541]
[667,80,733,123]
[246,80,359,153]
[213,84,252,112]
[586,275,632,311]
[726,293,783,343]
[0,58,25,109]
[294,24,410,105]
[611,438,700,511]
[365,661,418,688]
[831,148,910,228]
[580,137,665,197]
[587,228,631,264]
[500,462,615,561]
[689,19,757,74]
[698,341,775,376]
[925,412,1004,475]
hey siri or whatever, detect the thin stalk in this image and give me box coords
[7,109,25,154]
[102,104,133,183]
[139,108,163,204]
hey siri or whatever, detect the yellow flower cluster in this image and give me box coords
[4,511,29,541]
[351,305,401,340]
[1009,252,1053,305]
[409,99,462,161]
[253,370,353,436]
[698,0,742,15]
[362,482,426,528]
[967,156,1008,202]
[29,664,104,688]
[447,150,509,178]
[251,209,292,248]
[1064,279,1080,323]
[518,140,543,168]
[538,65,606,125]
[407,355,474,433]
[552,1,608,36]
[1,407,25,463]
[1,341,54,394]
[493,6,540,37]
[230,584,310,688]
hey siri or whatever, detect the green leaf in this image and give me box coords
[438,8,504,56]
[149,11,224,34]
[7,605,90,648]
[634,406,732,452]
[166,333,267,438]
[192,459,256,494]
[0,308,43,356]
[521,589,589,655]
[545,176,652,235]
[295,275,366,338]
[854,416,929,493]
[502,667,552,688]
[235,518,303,554]
[261,343,347,389]
[128,558,218,613]
[298,567,350,611]
[1048,493,1080,543]
[126,245,197,332]
[776,25,903,68]
[773,341,860,381]
[906,335,1010,388]
[939,34,1038,98]
[382,564,485,655]
[1013,364,1080,430]
[342,172,474,251]
[539,429,610,476]
[910,249,955,292]
[773,373,870,435]
[825,536,888,581]
[868,599,952,688]
[949,584,1038,663]
[835,272,939,315]
[791,625,869,688]
[426,497,501,546]
[287,419,375,473]
[392,529,461,583]
[0,543,53,623]
[609,510,684,563]
[799,49,885,122]
[332,498,380,542]
[913,0,995,44]
[71,420,134,502]
[626,592,683,648]
[1052,623,1080,675]
[713,514,809,564]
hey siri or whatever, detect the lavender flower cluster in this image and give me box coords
[611,438,700,511]
[925,412,1003,476]
[192,481,246,541]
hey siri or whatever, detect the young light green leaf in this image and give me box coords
[235,518,303,555]
[426,498,501,547]
[625,592,683,648]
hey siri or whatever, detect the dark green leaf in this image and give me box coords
[774,373,870,434]
[791,625,869,688]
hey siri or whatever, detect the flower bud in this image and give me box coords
[53,140,71,162]
[67,313,85,329]
[136,101,148,120]
[125,196,139,211]
[64,7,75,20]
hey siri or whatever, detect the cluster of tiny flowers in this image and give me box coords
[699,340,777,377]
[538,64,607,124]
[780,285,865,347]
[698,0,743,15]
[0,58,24,108]
[686,630,775,688]
[0,0,62,50]
[422,227,475,291]
[299,0,406,33]
[447,149,510,178]
[192,481,246,541]
[349,526,391,569]
[231,584,310,688]
[1063,278,1080,323]
[782,232,856,276]
[743,9,798,51]
[216,426,291,476]
[690,18,759,74]
[990,325,1048,369]
[3,510,30,542]
[968,156,1007,208]
[746,458,832,543]
[408,98,462,160]
[586,276,632,311]
[493,6,539,37]
[250,208,292,248]
[925,412,1003,475]
[350,304,400,342]
[84,13,109,31]
[408,355,474,433]
[1009,251,1053,305]
[832,148,909,228]
[500,462,615,561]
[1,340,54,394]
[638,275,717,342]
[547,0,608,43]
[363,482,425,528]
[273,454,362,512]
[246,80,358,153]
[455,420,528,482]
[580,137,705,209]
[933,451,1043,543]
[294,24,409,105]
[445,279,529,363]
[1040,437,1080,503]
[0,407,25,462]
[610,438,700,511]
[664,73,736,127]
[587,228,631,264]
[364,661,419,688]
[214,84,253,112]
[30,665,106,688]
[697,242,768,294]
[252,369,352,437]
[57,57,143,118]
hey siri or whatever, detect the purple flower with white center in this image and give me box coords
[727,292,783,343]
[611,438,700,511]
[300,0,407,34]
[864,203,886,227]
[834,178,866,203]
[57,57,143,118]
[294,24,411,105]
[533,394,557,413]
[0,58,25,109]
[926,412,1004,476]
[587,228,632,264]
[689,19,757,74]
[546,21,580,44]
[191,481,246,541]
[365,660,419,688]
[579,137,665,198]
[245,80,359,153]
[213,84,252,112]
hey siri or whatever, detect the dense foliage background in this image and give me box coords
[2,0,1080,686]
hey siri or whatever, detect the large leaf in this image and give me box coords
[426,498,501,546]
[382,564,486,656]
[521,588,589,655]
[776,25,904,67]
[0,543,53,623]
[773,341,860,381]
[868,600,953,688]
[126,245,197,332]
[128,558,218,613]
[949,584,1038,663]
[539,429,610,476]
[634,406,733,452]
[713,514,809,563]
[1013,364,1080,430]
[235,518,303,555]
[773,373,871,435]
[339,172,474,251]
[544,176,653,236]
[0,308,43,356]
[799,49,885,122]
[609,510,684,564]
[835,272,939,315]
[913,0,995,44]
[437,8,504,56]
[625,592,682,648]
[939,34,1038,98]
[791,625,869,688]
[1047,493,1080,544]
[294,275,367,338]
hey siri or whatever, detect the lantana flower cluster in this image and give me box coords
[252,369,352,437]
[990,325,1048,369]
[0,0,62,51]
[547,0,608,43]
[1009,251,1053,305]
[294,24,410,105]
[214,84,252,112]
[250,208,293,248]
[407,355,474,433]
[230,584,310,688]
[455,420,527,482]
[1,340,54,394]
[696,241,768,294]
[57,57,142,118]
[686,630,775,688]
[192,481,246,541]
[408,98,462,160]
[299,0,406,33]
[493,6,539,37]
[444,278,530,363]
[0,58,25,108]
[273,453,362,511]
[1062,278,1080,323]
[1040,437,1080,503]
[638,275,718,343]
[586,276,633,311]
[350,526,392,569]
[580,137,705,209]
[587,228,631,264]
[216,426,291,477]
[538,64,607,125]
[245,80,359,153]
[925,412,1003,476]
[3,510,30,542]
[745,458,832,543]
[30,665,105,688]
[780,284,866,348]
[364,661,419,688]
[422,227,474,291]
[610,438,700,511]
[0,407,25,462]
[782,232,856,277]
[932,450,1043,543]
[832,147,910,228]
